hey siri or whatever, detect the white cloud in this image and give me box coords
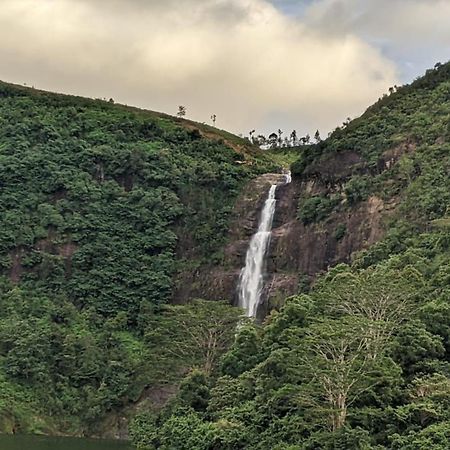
[305,0,450,40]
[303,0,450,79]
[0,0,401,135]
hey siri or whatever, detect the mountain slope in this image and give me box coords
[257,60,450,306]
[130,62,450,449]
[0,81,278,434]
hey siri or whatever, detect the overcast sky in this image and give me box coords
[0,0,449,136]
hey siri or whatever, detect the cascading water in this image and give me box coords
[238,172,291,317]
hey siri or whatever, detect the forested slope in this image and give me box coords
[131,63,450,448]
[0,82,276,434]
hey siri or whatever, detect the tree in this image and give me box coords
[406,373,450,427]
[177,105,186,117]
[254,134,267,147]
[221,323,261,377]
[277,129,283,147]
[159,410,213,450]
[290,130,298,146]
[314,129,321,143]
[145,300,243,375]
[317,265,423,359]
[390,421,450,450]
[178,370,211,412]
[300,316,400,431]
[296,264,423,430]
[268,133,278,149]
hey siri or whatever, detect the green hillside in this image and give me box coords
[0,81,277,434]
[130,63,450,448]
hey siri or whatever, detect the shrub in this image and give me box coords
[334,223,347,241]
[298,195,340,224]
[344,175,373,204]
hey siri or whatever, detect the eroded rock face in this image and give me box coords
[273,181,387,274]
[302,150,365,182]
[265,178,397,306]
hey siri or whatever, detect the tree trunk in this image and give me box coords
[331,394,347,431]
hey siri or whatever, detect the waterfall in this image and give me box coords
[238,172,291,317]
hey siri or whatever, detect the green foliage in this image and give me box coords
[129,412,160,449]
[144,299,243,377]
[177,370,211,412]
[334,223,347,241]
[0,81,273,433]
[133,63,450,449]
[0,283,149,430]
[2,62,450,447]
[344,175,373,204]
[290,145,321,176]
[265,147,301,168]
[220,324,262,377]
[134,260,447,448]
[390,421,450,450]
[298,194,340,224]
[0,81,273,318]
[291,62,450,229]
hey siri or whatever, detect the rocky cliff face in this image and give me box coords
[266,178,395,308]
[266,148,404,309]
[172,173,286,305]
[176,149,401,312]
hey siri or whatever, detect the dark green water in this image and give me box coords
[0,434,134,450]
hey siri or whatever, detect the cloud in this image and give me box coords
[0,0,400,135]
[303,0,450,79]
[305,0,450,40]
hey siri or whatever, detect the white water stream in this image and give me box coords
[238,173,291,317]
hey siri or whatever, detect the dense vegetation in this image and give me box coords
[293,62,450,225]
[0,82,276,433]
[131,63,450,448]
